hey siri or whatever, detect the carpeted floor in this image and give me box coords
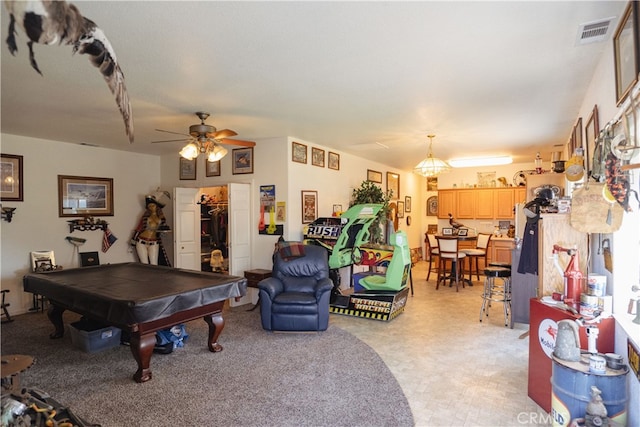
[1,306,413,427]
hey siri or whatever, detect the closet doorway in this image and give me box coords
[173,183,251,286]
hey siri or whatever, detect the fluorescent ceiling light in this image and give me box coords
[448,156,513,168]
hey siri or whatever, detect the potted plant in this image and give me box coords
[350,180,392,244]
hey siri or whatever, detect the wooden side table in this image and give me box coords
[244,269,272,310]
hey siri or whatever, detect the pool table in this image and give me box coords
[23,263,247,383]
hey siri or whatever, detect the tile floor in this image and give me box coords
[330,261,551,427]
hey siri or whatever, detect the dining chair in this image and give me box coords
[461,233,492,282]
[435,235,467,292]
[425,233,439,281]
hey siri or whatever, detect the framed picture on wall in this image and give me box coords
[571,117,583,155]
[232,147,254,174]
[367,169,382,183]
[328,152,340,170]
[427,196,438,216]
[404,196,411,212]
[206,159,221,177]
[613,1,639,106]
[301,190,317,224]
[0,153,23,201]
[292,141,307,164]
[58,175,114,217]
[179,158,196,180]
[386,172,399,199]
[585,105,599,176]
[311,147,325,167]
[397,201,404,218]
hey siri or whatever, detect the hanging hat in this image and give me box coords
[145,195,165,208]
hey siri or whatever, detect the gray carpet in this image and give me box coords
[1,306,413,427]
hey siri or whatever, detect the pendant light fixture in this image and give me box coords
[178,136,228,162]
[413,135,451,177]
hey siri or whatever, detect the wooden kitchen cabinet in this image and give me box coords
[475,189,495,219]
[456,189,477,219]
[494,189,515,218]
[438,188,518,219]
[491,239,514,264]
[514,187,527,204]
[437,190,456,219]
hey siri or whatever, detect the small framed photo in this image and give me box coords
[1,153,23,201]
[333,204,342,214]
[404,196,411,212]
[206,159,221,177]
[386,172,400,199]
[179,157,197,180]
[292,141,307,164]
[328,152,340,170]
[58,175,114,217]
[427,224,438,234]
[301,190,317,224]
[397,201,404,218]
[311,147,325,167]
[457,228,468,237]
[442,227,454,236]
[232,147,254,174]
[367,169,382,183]
[613,1,639,106]
[427,196,438,216]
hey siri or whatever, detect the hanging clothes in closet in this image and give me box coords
[208,204,228,258]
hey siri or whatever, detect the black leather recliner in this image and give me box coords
[258,244,333,331]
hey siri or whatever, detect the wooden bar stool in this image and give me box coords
[479,266,512,327]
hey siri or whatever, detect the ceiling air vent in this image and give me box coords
[576,17,615,45]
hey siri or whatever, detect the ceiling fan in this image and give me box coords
[152,112,255,161]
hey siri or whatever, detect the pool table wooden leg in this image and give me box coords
[204,312,224,352]
[47,304,66,339]
[129,332,156,383]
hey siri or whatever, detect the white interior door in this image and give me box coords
[173,187,200,270]
[228,183,252,305]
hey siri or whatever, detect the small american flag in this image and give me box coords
[102,228,118,252]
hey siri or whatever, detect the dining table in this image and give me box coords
[434,232,477,288]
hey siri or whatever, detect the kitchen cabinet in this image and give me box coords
[456,190,476,218]
[437,188,518,219]
[491,238,514,264]
[514,187,527,204]
[437,190,456,218]
[494,189,515,218]
[475,189,495,219]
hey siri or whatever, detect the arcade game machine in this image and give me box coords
[303,204,411,321]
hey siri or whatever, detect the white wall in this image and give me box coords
[0,134,161,315]
[574,7,640,424]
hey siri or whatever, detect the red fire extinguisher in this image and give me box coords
[552,245,583,309]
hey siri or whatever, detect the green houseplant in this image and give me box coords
[350,180,392,244]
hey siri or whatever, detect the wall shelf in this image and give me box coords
[67,219,108,233]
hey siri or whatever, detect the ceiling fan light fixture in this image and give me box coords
[179,142,199,160]
[448,156,513,168]
[413,135,451,177]
[206,144,228,162]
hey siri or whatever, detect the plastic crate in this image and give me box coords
[69,319,121,353]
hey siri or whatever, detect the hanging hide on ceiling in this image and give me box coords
[4,0,134,143]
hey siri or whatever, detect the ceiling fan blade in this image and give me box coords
[212,129,238,139]
[155,128,190,137]
[218,138,256,147]
[151,138,188,144]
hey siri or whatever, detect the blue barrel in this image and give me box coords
[551,355,628,427]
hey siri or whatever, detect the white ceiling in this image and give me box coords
[0,1,627,170]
